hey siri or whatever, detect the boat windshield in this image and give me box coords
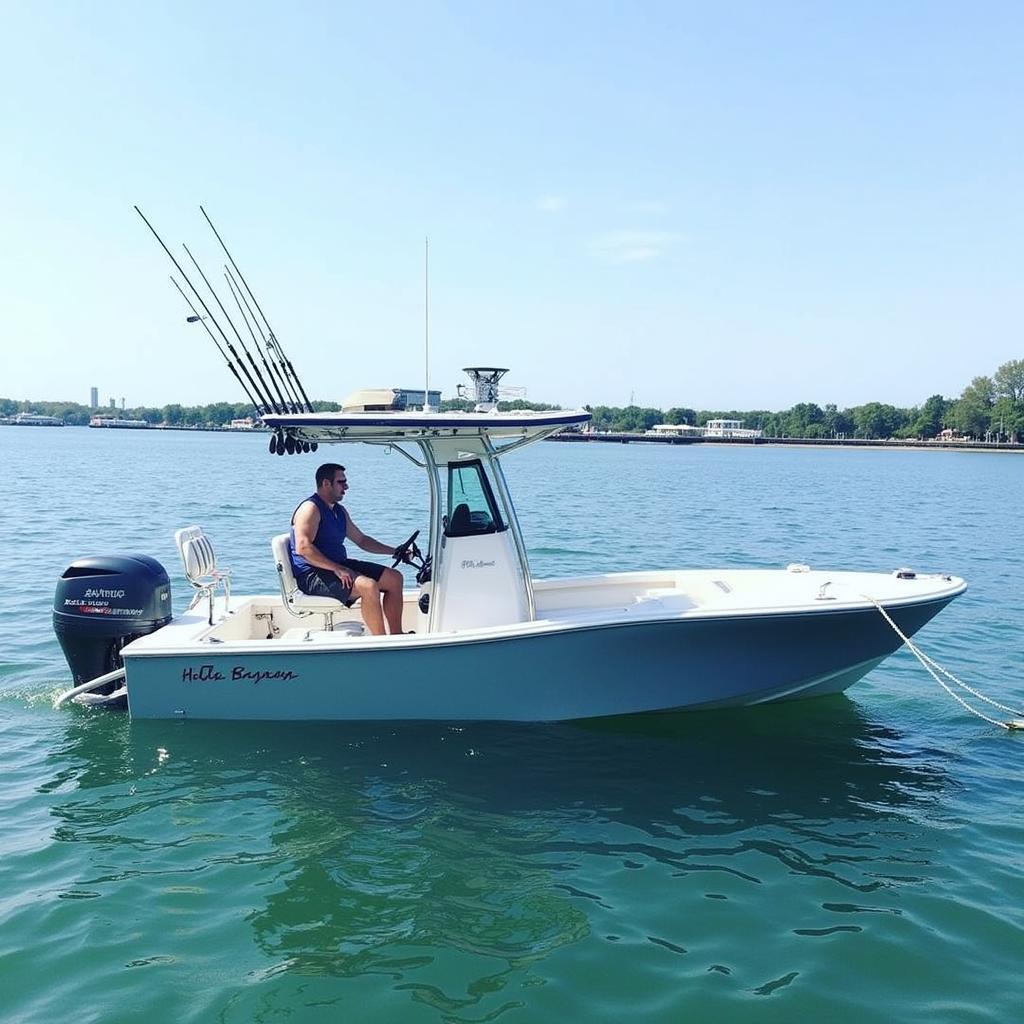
[445,460,505,537]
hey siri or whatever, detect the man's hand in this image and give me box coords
[334,567,354,588]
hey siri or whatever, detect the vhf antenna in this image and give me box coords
[199,205,315,412]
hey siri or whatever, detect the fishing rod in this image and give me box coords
[181,243,282,415]
[134,206,274,414]
[168,276,263,414]
[223,262,302,412]
[223,268,294,413]
[199,205,315,412]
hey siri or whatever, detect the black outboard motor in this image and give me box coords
[53,555,172,701]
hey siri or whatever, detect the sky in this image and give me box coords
[1,1,1021,412]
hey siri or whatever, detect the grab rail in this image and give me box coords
[54,667,127,709]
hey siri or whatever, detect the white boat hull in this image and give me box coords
[119,569,965,720]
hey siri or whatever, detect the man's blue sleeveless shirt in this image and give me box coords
[290,493,348,577]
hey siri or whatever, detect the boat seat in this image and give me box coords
[271,532,341,631]
[175,525,232,625]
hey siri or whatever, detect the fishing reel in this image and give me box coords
[269,429,317,456]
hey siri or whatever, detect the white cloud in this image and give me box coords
[592,230,677,264]
[535,194,568,213]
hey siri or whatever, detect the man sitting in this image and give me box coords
[290,462,406,635]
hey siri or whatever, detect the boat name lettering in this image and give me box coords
[182,664,225,682]
[180,665,299,684]
[461,559,497,569]
[84,588,126,599]
[231,667,298,684]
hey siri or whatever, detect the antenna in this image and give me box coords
[424,236,431,413]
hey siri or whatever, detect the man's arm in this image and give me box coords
[293,501,354,586]
[345,515,398,558]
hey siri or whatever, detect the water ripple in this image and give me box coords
[1,432,1023,1021]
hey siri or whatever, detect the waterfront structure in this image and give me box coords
[704,418,762,438]
[645,423,705,438]
[0,412,64,427]
[645,419,763,439]
[89,416,148,429]
[397,388,442,411]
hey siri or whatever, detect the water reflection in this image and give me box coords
[42,701,952,992]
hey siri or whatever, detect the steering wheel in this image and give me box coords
[391,529,421,568]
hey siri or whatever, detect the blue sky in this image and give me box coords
[1,1,1021,411]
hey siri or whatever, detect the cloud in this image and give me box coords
[592,230,677,264]
[535,194,567,213]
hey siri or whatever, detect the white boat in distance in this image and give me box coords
[54,366,966,721]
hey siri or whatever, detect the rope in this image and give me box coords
[861,593,1024,732]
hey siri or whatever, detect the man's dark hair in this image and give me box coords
[315,463,346,487]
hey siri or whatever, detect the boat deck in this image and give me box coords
[123,568,965,657]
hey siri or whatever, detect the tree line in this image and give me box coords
[0,398,343,428]
[3,358,1021,440]
[584,358,1024,441]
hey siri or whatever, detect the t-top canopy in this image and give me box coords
[261,407,590,446]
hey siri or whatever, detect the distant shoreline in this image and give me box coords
[4,420,1020,452]
[549,432,1024,453]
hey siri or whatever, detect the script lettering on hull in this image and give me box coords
[182,664,299,684]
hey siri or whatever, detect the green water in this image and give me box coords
[1,428,1022,1021]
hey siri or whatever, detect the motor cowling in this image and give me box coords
[53,555,172,694]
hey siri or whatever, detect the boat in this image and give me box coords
[88,416,149,429]
[52,365,966,721]
[1,412,64,426]
[49,210,966,720]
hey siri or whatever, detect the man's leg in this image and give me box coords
[378,567,405,634]
[351,576,386,635]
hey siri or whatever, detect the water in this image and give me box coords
[1,427,1022,1022]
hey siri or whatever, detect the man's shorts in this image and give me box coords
[297,560,387,606]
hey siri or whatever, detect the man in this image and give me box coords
[290,463,407,635]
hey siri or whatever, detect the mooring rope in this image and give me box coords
[862,593,1024,731]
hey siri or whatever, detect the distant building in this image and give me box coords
[1,413,64,427]
[228,417,256,430]
[703,419,762,439]
[645,423,704,438]
[89,416,148,429]
[396,388,442,411]
[108,397,116,409]
[90,387,98,409]
[645,419,763,440]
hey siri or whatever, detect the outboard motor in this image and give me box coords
[53,555,172,702]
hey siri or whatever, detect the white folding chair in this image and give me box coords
[175,525,232,625]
